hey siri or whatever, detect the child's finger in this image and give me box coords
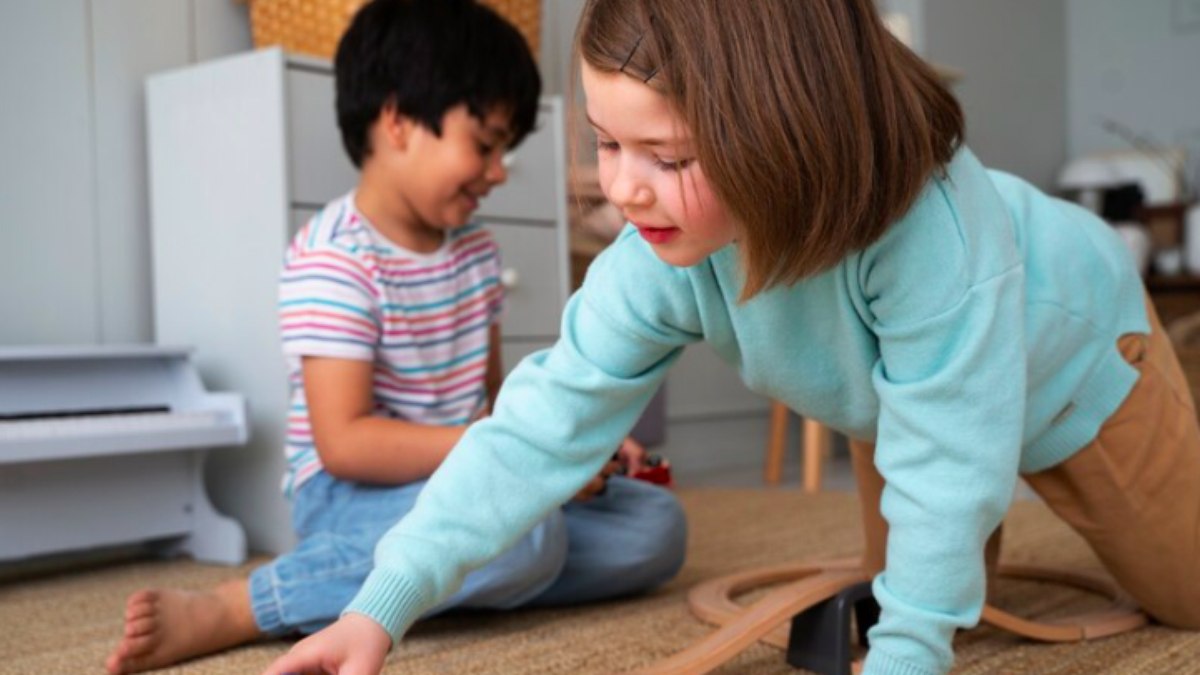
[573,474,606,501]
[260,651,324,675]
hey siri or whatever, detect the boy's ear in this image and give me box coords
[377,101,416,153]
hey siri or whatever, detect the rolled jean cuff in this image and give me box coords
[248,564,289,637]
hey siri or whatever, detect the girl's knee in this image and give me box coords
[1145,586,1200,630]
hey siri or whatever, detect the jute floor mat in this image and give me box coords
[1,489,1197,674]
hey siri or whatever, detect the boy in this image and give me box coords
[105,1,686,672]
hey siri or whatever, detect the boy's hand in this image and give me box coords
[614,436,648,476]
[573,456,621,502]
[572,437,645,502]
[261,613,391,675]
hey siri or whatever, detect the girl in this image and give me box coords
[264,1,1200,674]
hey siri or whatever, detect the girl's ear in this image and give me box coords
[377,100,415,153]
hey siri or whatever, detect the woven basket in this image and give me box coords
[243,0,541,61]
[1167,310,1200,407]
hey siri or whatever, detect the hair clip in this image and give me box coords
[619,14,660,84]
[618,33,645,73]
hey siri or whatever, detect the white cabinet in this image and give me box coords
[148,48,570,554]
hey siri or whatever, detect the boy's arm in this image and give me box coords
[303,356,467,484]
[485,323,503,412]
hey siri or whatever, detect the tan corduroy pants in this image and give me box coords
[851,298,1200,629]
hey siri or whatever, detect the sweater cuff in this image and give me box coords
[342,568,433,643]
[863,649,943,675]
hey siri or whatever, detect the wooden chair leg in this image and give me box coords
[849,439,886,574]
[802,418,828,494]
[765,400,790,485]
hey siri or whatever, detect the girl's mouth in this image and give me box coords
[634,224,680,245]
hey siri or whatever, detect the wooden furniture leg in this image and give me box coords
[765,401,830,492]
[764,401,790,485]
[848,439,887,575]
[802,418,829,494]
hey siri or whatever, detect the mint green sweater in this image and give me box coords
[345,148,1147,675]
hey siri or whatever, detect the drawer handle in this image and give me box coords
[500,267,520,289]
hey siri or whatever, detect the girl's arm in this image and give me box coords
[855,164,1026,675]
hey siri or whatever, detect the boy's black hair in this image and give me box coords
[334,0,542,168]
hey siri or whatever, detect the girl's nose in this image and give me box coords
[606,159,653,209]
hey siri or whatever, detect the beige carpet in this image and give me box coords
[2,489,1198,674]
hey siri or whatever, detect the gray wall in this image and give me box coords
[0,1,252,347]
[1067,0,1200,193]
[923,0,1068,189]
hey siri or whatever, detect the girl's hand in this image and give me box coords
[261,613,391,675]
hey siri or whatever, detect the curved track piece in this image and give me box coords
[633,568,867,675]
[651,559,1148,675]
[982,563,1148,641]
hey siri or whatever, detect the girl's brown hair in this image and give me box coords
[576,0,964,299]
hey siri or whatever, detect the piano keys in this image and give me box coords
[0,345,248,564]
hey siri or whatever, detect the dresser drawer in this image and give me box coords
[286,67,358,206]
[476,102,560,223]
[500,339,555,377]
[488,222,564,338]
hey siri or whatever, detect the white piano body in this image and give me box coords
[0,345,248,564]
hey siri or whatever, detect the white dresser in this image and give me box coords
[147,48,570,554]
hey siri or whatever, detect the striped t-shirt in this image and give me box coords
[278,192,504,495]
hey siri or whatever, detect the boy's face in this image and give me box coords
[582,61,734,268]
[383,104,515,234]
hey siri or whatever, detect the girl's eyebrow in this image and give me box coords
[586,113,688,149]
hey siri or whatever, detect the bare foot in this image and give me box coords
[105,579,263,674]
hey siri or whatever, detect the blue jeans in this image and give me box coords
[247,472,688,635]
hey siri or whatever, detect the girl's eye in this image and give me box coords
[478,142,495,155]
[596,139,619,152]
[655,157,694,172]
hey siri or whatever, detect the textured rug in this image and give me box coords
[1,489,1197,674]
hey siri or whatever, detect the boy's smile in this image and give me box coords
[356,104,514,253]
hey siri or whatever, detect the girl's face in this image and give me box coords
[581,62,735,267]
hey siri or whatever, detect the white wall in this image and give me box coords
[1,2,102,345]
[1067,0,1200,193]
[0,1,251,347]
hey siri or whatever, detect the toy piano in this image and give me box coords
[0,345,248,564]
